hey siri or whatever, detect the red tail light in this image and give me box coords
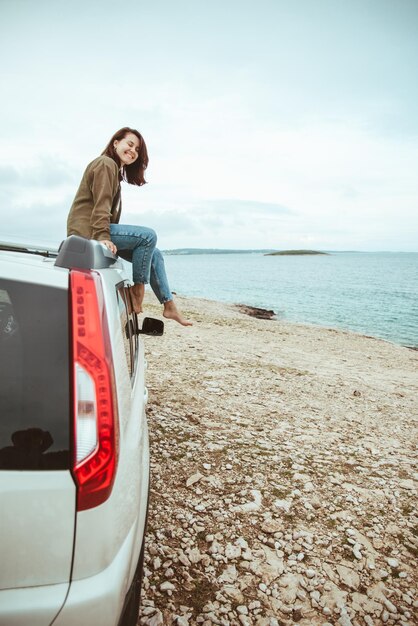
[70,269,119,511]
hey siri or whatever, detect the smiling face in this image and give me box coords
[113,132,140,167]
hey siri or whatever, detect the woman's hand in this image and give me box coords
[101,239,118,255]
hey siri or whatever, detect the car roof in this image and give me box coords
[0,240,59,258]
[0,236,126,290]
[0,236,119,271]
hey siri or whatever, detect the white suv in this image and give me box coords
[0,235,161,626]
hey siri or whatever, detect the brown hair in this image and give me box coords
[102,127,149,186]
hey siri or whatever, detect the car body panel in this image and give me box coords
[53,519,141,626]
[0,581,69,626]
[0,472,76,589]
[0,238,152,625]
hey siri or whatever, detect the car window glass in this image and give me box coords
[117,284,142,382]
[0,281,70,470]
[117,285,132,377]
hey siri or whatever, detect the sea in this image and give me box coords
[163,251,418,349]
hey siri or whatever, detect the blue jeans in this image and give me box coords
[110,224,172,303]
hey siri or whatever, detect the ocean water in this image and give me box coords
[163,252,418,348]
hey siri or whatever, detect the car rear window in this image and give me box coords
[0,279,70,470]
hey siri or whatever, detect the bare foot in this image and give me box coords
[163,300,193,326]
[129,284,145,314]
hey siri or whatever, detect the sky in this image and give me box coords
[0,0,417,251]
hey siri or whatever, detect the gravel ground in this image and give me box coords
[137,294,418,626]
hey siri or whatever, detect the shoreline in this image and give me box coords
[235,301,418,351]
[139,293,417,625]
[172,292,417,351]
[163,249,418,350]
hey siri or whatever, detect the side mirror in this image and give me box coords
[137,317,164,336]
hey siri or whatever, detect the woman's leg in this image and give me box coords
[110,224,157,283]
[110,224,157,312]
[150,249,192,326]
[149,248,172,303]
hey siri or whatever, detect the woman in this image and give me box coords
[67,127,192,326]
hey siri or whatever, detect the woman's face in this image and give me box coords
[113,132,140,167]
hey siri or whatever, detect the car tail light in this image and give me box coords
[70,269,119,511]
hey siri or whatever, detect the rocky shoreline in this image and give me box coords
[138,294,418,626]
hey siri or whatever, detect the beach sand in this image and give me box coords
[138,294,417,626]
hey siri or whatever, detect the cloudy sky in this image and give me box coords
[1,0,417,251]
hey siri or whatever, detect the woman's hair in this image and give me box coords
[102,127,149,186]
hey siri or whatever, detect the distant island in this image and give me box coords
[265,250,330,256]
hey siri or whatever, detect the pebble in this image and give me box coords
[232,490,262,512]
[178,553,191,567]
[261,519,282,534]
[399,479,414,490]
[310,495,322,508]
[141,606,157,616]
[273,499,292,512]
[336,564,360,590]
[237,605,248,615]
[248,601,261,610]
[188,548,202,564]
[383,598,397,613]
[218,565,238,584]
[142,610,163,626]
[222,585,244,604]
[225,543,241,559]
[352,543,363,560]
[186,472,203,487]
[241,549,253,560]
[386,557,399,568]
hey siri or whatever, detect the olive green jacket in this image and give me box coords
[67,155,121,241]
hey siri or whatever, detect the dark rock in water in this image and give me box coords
[235,304,276,320]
